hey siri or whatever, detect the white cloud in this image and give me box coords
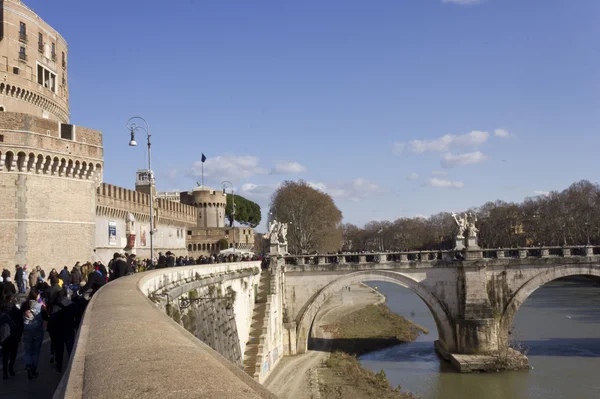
[392,142,405,155]
[494,128,511,138]
[309,178,385,201]
[187,154,267,182]
[406,172,419,181]
[533,190,550,197]
[441,151,487,168]
[427,177,465,189]
[410,131,489,154]
[269,161,307,175]
[240,183,279,197]
[431,170,448,176]
[442,0,481,4]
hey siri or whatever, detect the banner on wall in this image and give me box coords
[140,225,147,246]
[108,221,117,246]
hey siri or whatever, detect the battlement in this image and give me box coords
[0,112,103,162]
[96,183,197,226]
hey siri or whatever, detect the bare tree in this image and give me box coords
[269,180,343,254]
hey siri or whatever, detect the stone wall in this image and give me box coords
[0,164,97,270]
[256,258,285,383]
[142,262,262,366]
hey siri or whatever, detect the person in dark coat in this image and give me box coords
[14,265,25,294]
[58,267,70,286]
[80,267,106,297]
[109,254,129,281]
[69,265,82,292]
[2,278,17,298]
[47,289,77,373]
[0,294,23,379]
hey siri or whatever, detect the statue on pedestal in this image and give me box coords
[452,212,468,238]
[468,212,479,238]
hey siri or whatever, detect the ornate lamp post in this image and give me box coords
[126,116,154,264]
[222,180,235,253]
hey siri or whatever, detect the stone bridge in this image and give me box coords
[281,246,600,370]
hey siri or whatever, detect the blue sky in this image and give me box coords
[26,0,599,231]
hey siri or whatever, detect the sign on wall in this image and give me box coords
[140,225,147,246]
[108,221,117,246]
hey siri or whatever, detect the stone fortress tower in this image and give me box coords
[0,0,103,269]
[180,185,227,228]
[0,0,69,122]
[158,185,255,254]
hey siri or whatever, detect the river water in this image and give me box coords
[361,279,600,399]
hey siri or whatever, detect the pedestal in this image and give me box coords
[466,236,479,249]
[455,236,465,250]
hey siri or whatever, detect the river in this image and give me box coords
[360,279,600,399]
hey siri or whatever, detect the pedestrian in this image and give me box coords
[21,289,48,379]
[15,265,25,294]
[0,294,23,380]
[47,289,76,373]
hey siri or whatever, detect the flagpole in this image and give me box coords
[202,160,204,188]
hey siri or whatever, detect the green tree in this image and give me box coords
[269,180,343,254]
[225,194,261,228]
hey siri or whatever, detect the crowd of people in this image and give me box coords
[0,250,263,381]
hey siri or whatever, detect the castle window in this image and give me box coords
[51,43,56,61]
[0,134,4,141]
[19,46,26,61]
[13,67,19,75]
[38,33,43,53]
[187,230,192,236]
[37,64,57,93]
[62,52,66,69]
[19,22,27,42]
[60,124,74,140]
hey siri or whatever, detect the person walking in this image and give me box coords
[15,265,25,294]
[21,289,48,379]
[0,294,23,380]
[47,289,76,373]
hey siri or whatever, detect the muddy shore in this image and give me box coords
[264,283,426,398]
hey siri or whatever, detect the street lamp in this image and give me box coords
[126,116,154,265]
[222,181,235,253]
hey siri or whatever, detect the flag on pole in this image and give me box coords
[201,153,206,187]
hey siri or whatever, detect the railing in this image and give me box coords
[282,245,600,266]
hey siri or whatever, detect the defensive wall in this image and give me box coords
[95,183,197,261]
[0,112,102,270]
[54,261,279,399]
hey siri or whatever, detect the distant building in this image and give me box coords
[158,185,255,254]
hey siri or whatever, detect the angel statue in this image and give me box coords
[468,212,479,237]
[268,220,280,244]
[279,223,288,245]
[451,212,468,238]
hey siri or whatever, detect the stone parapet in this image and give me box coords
[54,262,277,399]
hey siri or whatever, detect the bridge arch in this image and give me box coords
[295,270,455,355]
[500,264,600,344]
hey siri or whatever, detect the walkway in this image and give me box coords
[0,332,63,399]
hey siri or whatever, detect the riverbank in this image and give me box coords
[264,283,426,398]
[318,302,427,398]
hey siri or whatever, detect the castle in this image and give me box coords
[0,0,253,269]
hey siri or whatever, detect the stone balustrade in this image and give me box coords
[283,245,600,266]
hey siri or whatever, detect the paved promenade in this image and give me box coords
[0,333,62,399]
